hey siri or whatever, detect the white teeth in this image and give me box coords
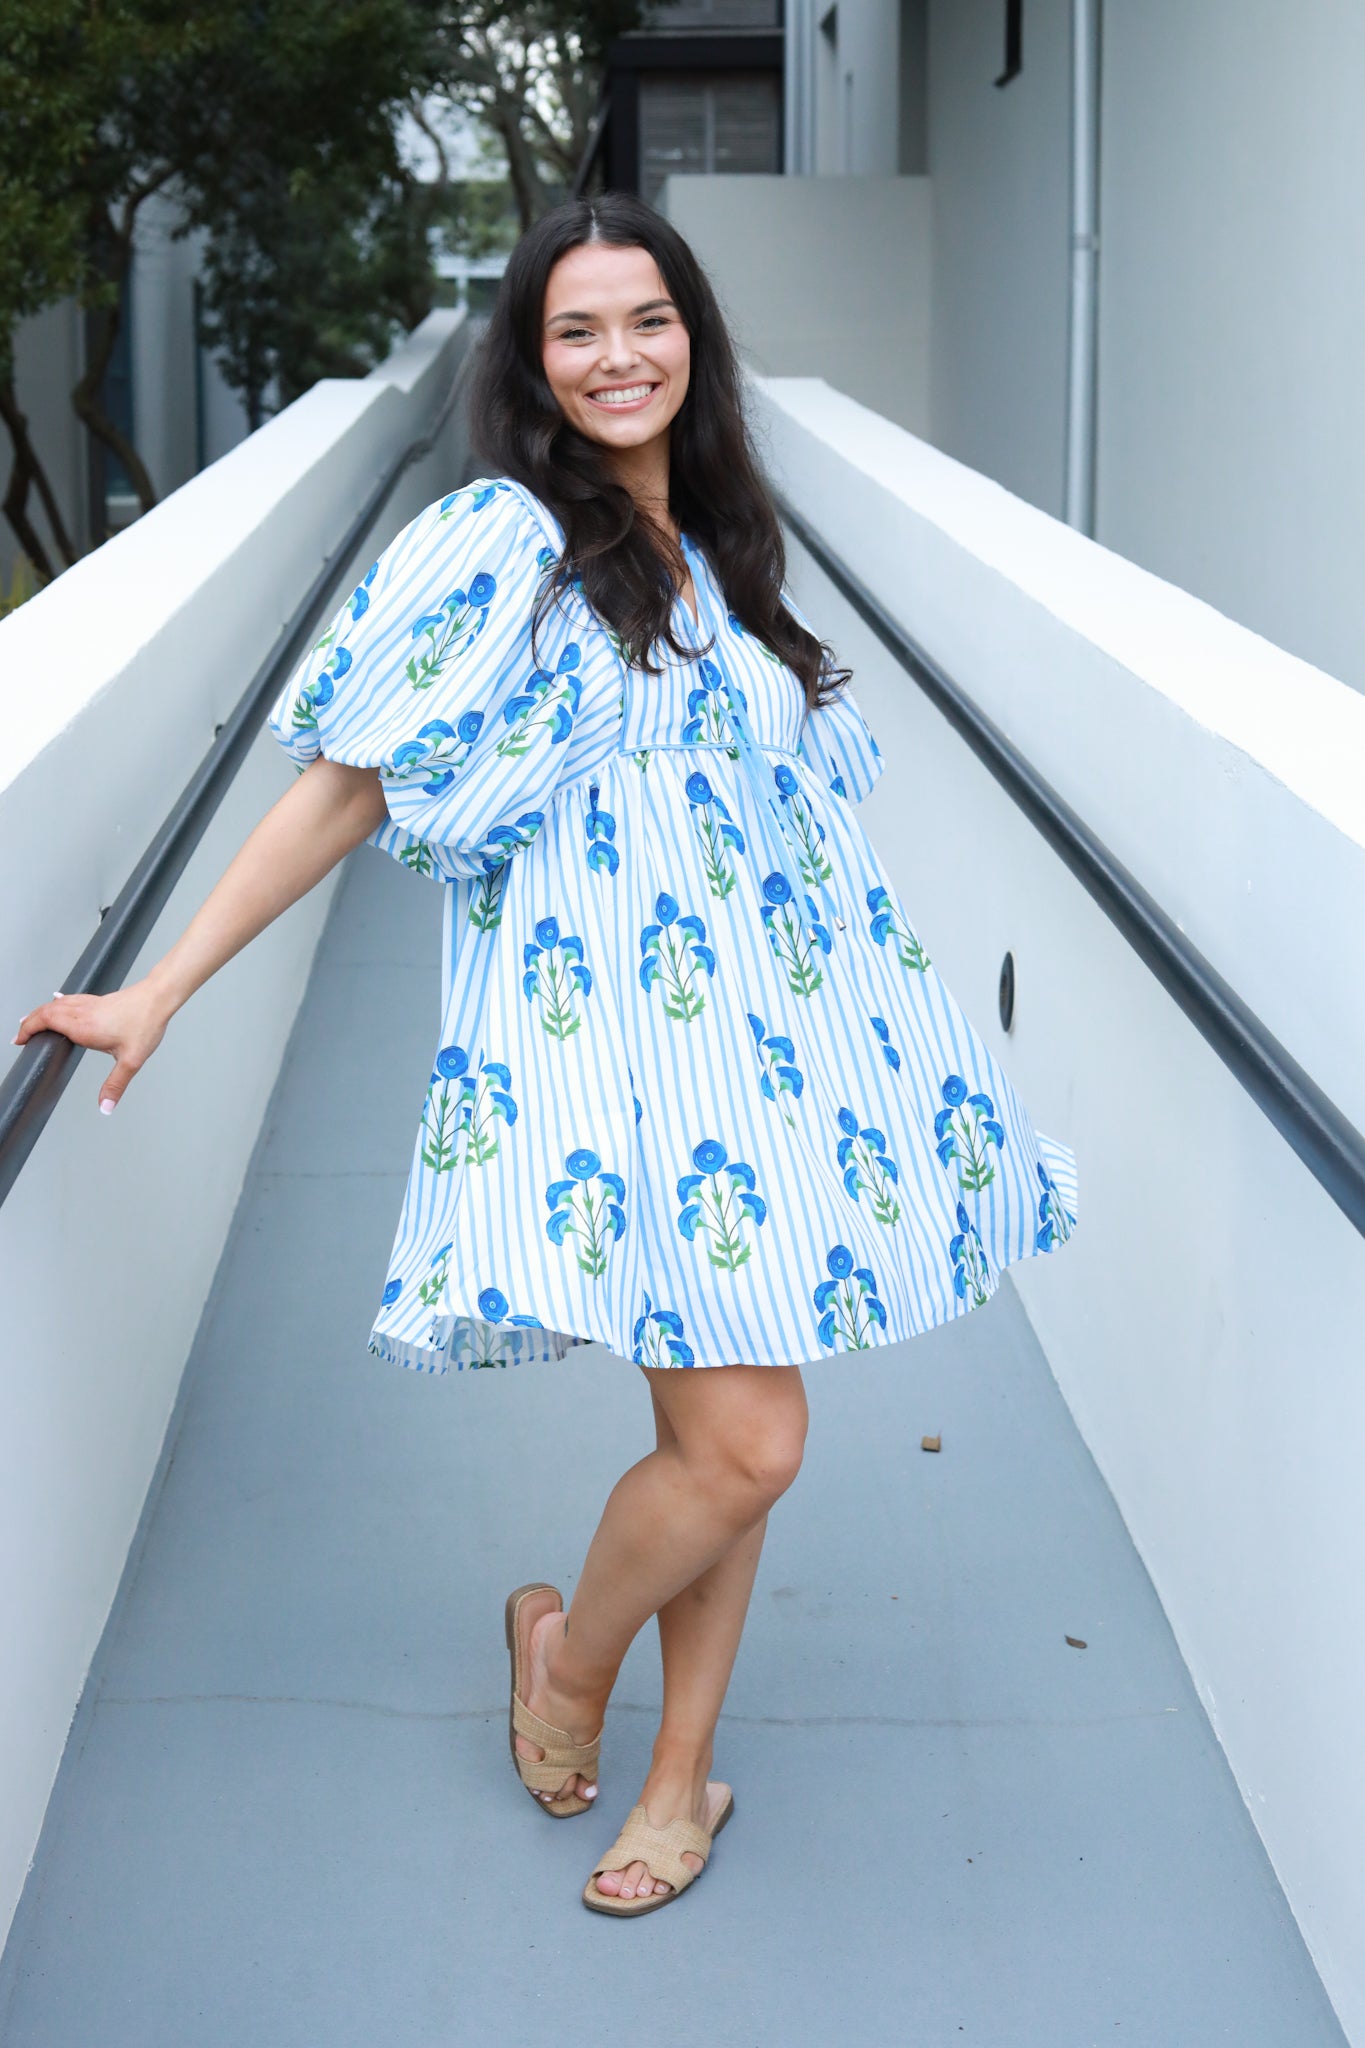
[588,384,655,406]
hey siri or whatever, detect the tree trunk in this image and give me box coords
[73,208,158,525]
[488,97,557,230]
[0,376,77,582]
[73,299,159,520]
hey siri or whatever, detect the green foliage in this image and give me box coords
[0,554,41,616]
[425,0,640,229]
[181,0,439,414]
[0,2,91,383]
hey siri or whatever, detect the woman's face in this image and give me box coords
[541,241,691,455]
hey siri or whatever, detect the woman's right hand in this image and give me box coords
[14,980,174,1115]
[11,756,387,1120]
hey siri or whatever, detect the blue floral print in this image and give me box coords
[545,1148,627,1277]
[421,1045,518,1173]
[523,915,592,1039]
[868,1015,901,1072]
[384,710,484,794]
[867,884,930,971]
[585,783,620,876]
[934,1074,1005,1194]
[836,1106,902,1226]
[814,1245,888,1351]
[677,1138,767,1272]
[639,891,716,1021]
[268,475,1077,1373]
[773,762,833,886]
[686,770,746,897]
[406,574,496,689]
[949,1203,993,1306]
[682,657,737,746]
[468,865,507,933]
[1035,1160,1075,1250]
[497,645,581,757]
[759,871,832,996]
[747,1011,804,1125]
[632,1299,696,1368]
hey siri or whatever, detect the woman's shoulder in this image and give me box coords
[416,475,564,559]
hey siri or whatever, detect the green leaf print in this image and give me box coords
[399,839,435,878]
[468,867,507,933]
[420,1082,461,1173]
[418,1244,452,1308]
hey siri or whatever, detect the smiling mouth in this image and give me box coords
[585,382,660,409]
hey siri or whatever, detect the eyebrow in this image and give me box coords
[546,297,676,325]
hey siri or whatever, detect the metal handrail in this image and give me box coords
[776,490,1365,1241]
[0,338,478,1209]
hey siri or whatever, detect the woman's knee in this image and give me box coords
[681,1370,808,1512]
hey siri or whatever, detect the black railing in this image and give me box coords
[0,336,478,1208]
[776,491,1365,1241]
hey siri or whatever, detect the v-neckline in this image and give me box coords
[676,532,702,633]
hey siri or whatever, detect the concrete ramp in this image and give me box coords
[0,851,1344,2047]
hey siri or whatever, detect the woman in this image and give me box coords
[16,195,1076,1917]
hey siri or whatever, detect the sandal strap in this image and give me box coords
[591,1804,714,1894]
[512,1694,600,1788]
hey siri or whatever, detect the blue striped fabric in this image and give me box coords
[269,478,1077,1372]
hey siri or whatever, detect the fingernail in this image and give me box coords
[52,990,65,999]
[99,1099,116,1116]
[584,1784,597,1798]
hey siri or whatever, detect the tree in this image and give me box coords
[182,0,439,421]
[0,0,433,565]
[425,0,639,232]
[197,165,440,421]
[0,0,142,576]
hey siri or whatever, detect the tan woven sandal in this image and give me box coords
[504,1582,601,1819]
[582,1790,735,1917]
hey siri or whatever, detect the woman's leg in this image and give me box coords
[516,1361,808,1854]
[594,1380,770,1896]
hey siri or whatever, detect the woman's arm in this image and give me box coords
[13,756,388,1114]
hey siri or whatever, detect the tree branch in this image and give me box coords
[0,376,75,580]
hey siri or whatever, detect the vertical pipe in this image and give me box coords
[1064,0,1102,533]
[784,0,816,175]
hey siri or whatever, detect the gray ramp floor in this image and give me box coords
[0,852,1345,2048]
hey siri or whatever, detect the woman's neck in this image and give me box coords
[608,435,675,543]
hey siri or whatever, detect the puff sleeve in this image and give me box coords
[797,686,886,804]
[782,588,886,803]
[269,480,580,879]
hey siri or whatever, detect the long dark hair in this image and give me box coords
[469,193,847,710]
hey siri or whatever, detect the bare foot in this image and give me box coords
[515,1600,600,1807]
[592,1776,731,1899]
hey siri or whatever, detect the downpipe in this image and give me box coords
[1064,0,1102,533]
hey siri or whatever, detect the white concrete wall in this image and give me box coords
[810,0,902,175]
[661,174,933,435]
[923,0,1072,516]
[0,310,472,1957]
[1095,2,1365,695]
[755,375,1365,2045]
[918,0,1365,691]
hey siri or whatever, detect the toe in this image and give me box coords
[594,1867,622,1896]
[578,1775,597,1801]
[620,1858,650,1899]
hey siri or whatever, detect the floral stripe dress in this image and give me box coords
[270,477,1077,1373]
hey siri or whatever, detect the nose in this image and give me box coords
[597,326,641,375]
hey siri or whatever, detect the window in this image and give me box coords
[639,72,782,206]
